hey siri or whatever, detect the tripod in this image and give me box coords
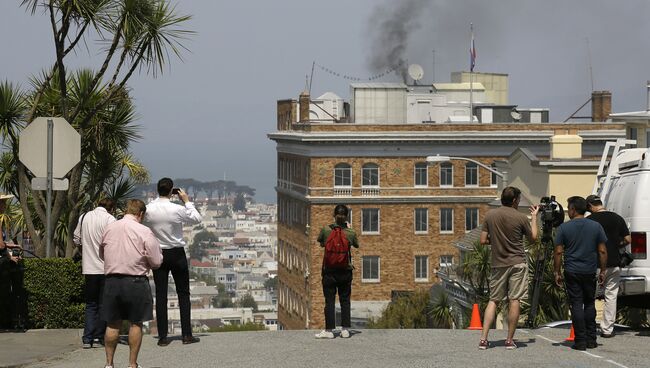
[526,221,554,329]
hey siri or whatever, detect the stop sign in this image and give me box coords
[19,117,81,178]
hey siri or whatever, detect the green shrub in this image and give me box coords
[23,258,84,329]
[208,322,266,332]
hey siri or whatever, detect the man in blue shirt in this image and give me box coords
[554,196,607,351]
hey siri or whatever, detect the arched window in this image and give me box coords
[334,163,351,187]
[362,163,379,187]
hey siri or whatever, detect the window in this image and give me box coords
[439,255,453,267]
[440,208,453,233]
[465,208,479,231]
[414,162,428,187]
[440,163,453,186]
[362,208,380,234]
[362,256,380,282]
[630,127,638,148]
[415,256,428,281]
[334,163,351,187]
[362,163,379,187]
[646,129,650,148]
[414,208,428,233]
[465,162,478,186]
[491,163,498,187]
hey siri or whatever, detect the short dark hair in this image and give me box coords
[568,196,587,215]
[98,198,116,212]
[585,194,603,207]
[157,178,173,196]
[334,204,349,217]
[125,199,146,216]
[501,186,521,206]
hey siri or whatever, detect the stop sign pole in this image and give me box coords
[45,119,53,258]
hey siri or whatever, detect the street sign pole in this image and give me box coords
[46,119,53,258]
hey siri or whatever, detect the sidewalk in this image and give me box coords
[0,329,81,368]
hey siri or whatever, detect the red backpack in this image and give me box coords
[323,226,350,269]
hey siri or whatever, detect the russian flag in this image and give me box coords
[470,24,476,72]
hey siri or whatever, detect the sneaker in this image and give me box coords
[82,342,92,349]
[478,339,489,350]
[314,330,335,339]
[340,329,350,338]
[600,332,615,338]
[504,340,517,350]
[93,338,104,347]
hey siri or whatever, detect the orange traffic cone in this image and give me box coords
[565,324,575,341]
[468,303,483,330]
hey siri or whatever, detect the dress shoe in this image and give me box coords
[600,332,615,338]
[182,336,200,345]
[571,343,586,351]
[157,337,171,347]
[587,341,598,349]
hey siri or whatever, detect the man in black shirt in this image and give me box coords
[586,195,630,338]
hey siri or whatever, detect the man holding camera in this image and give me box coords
[585,194,630,338]
[554,196,608,351]
[144,178,202,346]
[479,187,538,350]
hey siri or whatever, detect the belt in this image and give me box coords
[106,274,147,279]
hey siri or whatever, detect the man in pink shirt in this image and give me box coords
[100,199,162,368]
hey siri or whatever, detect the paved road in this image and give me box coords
[14,328,650,368]
[0,329,81,368]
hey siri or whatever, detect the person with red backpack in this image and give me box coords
[315,204,359,339]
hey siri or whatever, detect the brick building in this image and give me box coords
[269,83,624,330]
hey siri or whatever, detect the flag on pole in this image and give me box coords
[470,23,476,72]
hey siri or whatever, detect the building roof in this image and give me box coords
[433,82,485,91]
[454,227,483,251]
[350,82,407,89]
[316,92,342,100]
[190,285,219,296]
[190,260,216,268]
[610,110,650,120]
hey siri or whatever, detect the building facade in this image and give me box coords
[270,83,625,330]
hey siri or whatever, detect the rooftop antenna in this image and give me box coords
[408,64,424,85]
[432,49,436,83]
[309,61,315,93]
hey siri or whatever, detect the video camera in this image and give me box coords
[538,196,565,229]
[10,248,23,258]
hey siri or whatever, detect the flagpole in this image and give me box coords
[469,23,474,123]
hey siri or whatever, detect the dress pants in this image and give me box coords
[322,268,352,330]
[565,271,597,345]
[153,247,192,338]
[600,267,620,335]
[83,274,106,344]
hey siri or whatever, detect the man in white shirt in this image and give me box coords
[144,178,202,346]
[73,198,116,349]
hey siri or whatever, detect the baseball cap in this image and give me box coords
[585,195,602,206]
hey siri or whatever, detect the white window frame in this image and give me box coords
[362,256,380,283]
[465,162,479,187]
[334,163,352,187]
[465,208,479,232]
[490,163,498,187]
[414,162,428,187]
[414,255,429,282]
[361,163,380,187]
[362,208,380,235]
[440,208,454,234]
[439,163,453,187]
[414,208,428,234]
[439,255,453,268]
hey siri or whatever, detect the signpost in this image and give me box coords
[19,117,81,257]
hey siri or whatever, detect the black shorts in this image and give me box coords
[102,275,153,323]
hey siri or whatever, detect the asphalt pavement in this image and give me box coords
[2,328,648,368]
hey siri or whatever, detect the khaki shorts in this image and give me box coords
[489,263,528,302]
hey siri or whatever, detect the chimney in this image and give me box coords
[299,90,310,123]
[550,130,583,160]
[591,90,611,122]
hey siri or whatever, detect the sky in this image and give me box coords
[2,0,650,202]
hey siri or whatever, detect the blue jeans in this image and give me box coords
[83,274,106,344]
[564,271,597,345]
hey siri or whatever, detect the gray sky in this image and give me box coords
[2,0,650,202]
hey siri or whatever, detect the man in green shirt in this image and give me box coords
[315,204,359,339]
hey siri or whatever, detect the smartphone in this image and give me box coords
[171,188,180,195]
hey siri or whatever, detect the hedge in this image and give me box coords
[23,258,84,329]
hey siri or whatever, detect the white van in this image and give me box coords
[594,139,649,308]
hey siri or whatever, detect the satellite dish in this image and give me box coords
[408,64,424,82]
[511,109,522,121]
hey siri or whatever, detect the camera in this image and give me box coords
[171,188,180,195]
[538,196,565,228]
[10,248,23,258]
[619,250,634,268]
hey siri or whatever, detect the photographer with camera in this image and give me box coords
[585,194,630,339]
[554,196,608,351]
[0,193,26,330]
[478,187,539,350]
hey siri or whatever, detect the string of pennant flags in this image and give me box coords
[314,60,404,82]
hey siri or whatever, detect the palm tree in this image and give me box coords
[10,0,193,257]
